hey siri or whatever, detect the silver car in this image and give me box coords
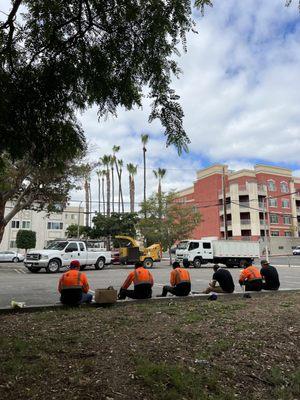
[293,246,300,256]
[0,251,25,263]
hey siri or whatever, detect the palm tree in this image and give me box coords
[101,155,111,216]
[127,163,138,213]
[153,168,167,220]
[141,134,149,215]
[113,145,121,212]
[118,159,124,213]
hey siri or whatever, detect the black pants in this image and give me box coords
[118,284,152,300]
[245,280,262,292]
[262,282,279,291]
[161,282,191,297]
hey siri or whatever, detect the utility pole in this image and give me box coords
[77,201,83,238]
[263,196,269,262]
[222,166,228,240]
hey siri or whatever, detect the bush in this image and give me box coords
[16,230,36,251]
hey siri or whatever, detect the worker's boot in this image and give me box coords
[118,289,126,300]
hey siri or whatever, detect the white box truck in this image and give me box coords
[176,239,260,268]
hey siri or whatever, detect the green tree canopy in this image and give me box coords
[0,1,218,160]
[16,230,36,251]
[139,192,201,251]
[66,224,92,238]
[91,212,139,239]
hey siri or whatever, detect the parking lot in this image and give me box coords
[0,256,299,308]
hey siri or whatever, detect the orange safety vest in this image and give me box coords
[58,270,89,293]
[239,266,262,284]
[170,268,191,286]
[134,267,153,286]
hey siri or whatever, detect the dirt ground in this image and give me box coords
[0,292,299,400]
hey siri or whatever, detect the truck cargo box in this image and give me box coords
[212,240,260,258]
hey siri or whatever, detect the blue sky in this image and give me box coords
[2,0,300,208]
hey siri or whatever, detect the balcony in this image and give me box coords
[239,201,250,209]
[220,221,232,231]
[240,219,251,225]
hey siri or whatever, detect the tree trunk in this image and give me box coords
[143,147,146,218]
[98,177,101,214]
[120,169,124,213]
[88,182,92,226]
[111,166,115,213]
[158,179,162,220]
[0,200,6,244]
[129,175,135,213]
[132,177,135,213]
[106,167,111,216]
[102,176,106,216]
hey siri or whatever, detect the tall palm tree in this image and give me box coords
[112,145,121,212]
[110,154,115,213]
[141,134,149,215]
[127,163,138,213]
[118,159,124,213]
[153,168,167,220]
[101,155,111,216]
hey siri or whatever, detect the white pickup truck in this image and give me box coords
[24,240,111,273]
[176,239,260,268]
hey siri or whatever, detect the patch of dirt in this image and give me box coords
[0,292,299,399]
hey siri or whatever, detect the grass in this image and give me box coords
[0,292,299,400]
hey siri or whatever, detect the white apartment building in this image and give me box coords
[0,203,84,251]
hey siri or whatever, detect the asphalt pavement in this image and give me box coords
[0,256,300,308]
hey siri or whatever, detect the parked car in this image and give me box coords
[0,251,25,263]
[293,246,300,255]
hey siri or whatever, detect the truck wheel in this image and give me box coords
[193,257,202,268]
[27,267,41,273]
[95,257,105,270]
[80,265,86,271]
[143,258,153,268]
[183,259,190,268]
[46,259,61,273]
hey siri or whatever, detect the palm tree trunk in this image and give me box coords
[106,167,111,216]
[111,166,115,213]
[98,176,101,214]
[120,169,124,213]
[132,177,135,213]
[158,179,162,221]
[143,147,146,217]
[102,176,106,216]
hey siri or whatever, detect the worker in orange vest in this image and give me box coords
[239,260,262,292]
[160,261,191,297]
[118,261,154,300]
[58,259,93,305]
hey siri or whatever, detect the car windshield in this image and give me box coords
[46,241,68,250]
[177,241,189,250]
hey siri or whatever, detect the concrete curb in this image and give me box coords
[0,289,299,316]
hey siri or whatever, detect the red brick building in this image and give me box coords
[176,164,300,240]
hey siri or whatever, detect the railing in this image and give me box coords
[297,207,300,214]
[239,202,250,208]
[240,219,251,225]
[260,220,266,225]
[219,204,231,211]
[241,236,252,241]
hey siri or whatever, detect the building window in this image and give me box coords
[10,240,17,248]
[280,181,289,193]
[283,215,291,225]
[11,220,20,229]
[22,221,30,229]
[268,198,277,207]
[284,231,292,237]
[282,199,290,208]
[270,214,278,224]
[271,231,279,236]
[267,180,276,192]
[47,222,63,230]
[71,214,77,220]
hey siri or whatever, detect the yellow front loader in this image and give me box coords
[115,235,162,268]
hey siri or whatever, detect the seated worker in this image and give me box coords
[239,260,262,292]
[118,261,154,300]
[58,259,93,305]
[203,264,235,294]
[160,261,191,297]
[260,259,280,290]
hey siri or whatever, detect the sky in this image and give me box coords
[2,0,300,212]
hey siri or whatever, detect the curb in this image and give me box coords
[0,289,299,316]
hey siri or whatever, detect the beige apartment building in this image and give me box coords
[0,203,84,251]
